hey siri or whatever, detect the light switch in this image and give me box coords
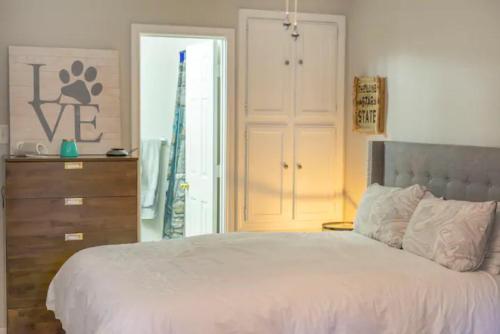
[0,125,8,144]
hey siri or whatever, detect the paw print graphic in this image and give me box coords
[58,60,103,105]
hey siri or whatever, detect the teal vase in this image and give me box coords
[60,139,79,158]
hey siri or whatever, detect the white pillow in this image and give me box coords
[354,184,399,237]
[403,197,496,272]
[354,183,426,248]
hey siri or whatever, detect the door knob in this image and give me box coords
[298,59,304,65]
[284,60,290,66]
[180,183,190,191]
[283,162,289,169]
[297,163,303,170]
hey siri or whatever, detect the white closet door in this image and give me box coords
[295,21,338,121]
[237,10,346,231]
[244,125,292,226]
[294,126,337,221]
[246,18,292,121]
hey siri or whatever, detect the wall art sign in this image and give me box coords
[353,76,386,134]
[9,46,121,154]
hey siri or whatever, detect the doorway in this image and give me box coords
[131,25,235,241]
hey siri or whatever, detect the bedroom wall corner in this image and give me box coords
[344,0,500,221]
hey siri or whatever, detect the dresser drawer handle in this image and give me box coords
[65,198,83,206]
[64,162,83,170]
[65,233,84,241]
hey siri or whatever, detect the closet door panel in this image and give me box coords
[246,18,291,120]
[294,126,336,221]
[245,125,291,225]
[296,22,338,121]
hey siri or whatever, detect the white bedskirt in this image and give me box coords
[47,232,500,334]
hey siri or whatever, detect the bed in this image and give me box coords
[47,141,500,334]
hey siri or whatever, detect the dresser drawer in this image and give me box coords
[7,229,136,308]
[6,197,137,238]
[5,160,137,199]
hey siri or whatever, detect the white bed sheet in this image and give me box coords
[47,232,500,334]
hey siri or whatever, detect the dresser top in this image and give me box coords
[5,155,138,162]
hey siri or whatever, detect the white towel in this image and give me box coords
[140,139,164,219]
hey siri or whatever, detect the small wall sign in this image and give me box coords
[353,76,386,134]
[9,46,121,154]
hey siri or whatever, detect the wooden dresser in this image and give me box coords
[4,156,138,333]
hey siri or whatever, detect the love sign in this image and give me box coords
[9,46,121,154]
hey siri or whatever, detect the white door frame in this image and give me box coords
[131,24,236,235]
[237,10,346,231]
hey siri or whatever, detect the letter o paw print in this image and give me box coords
[59,60,103,105]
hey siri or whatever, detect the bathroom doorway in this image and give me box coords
[131,25,235,241]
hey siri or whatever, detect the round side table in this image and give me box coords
[322,222,354,231]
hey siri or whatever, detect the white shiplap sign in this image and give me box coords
[9,46,121,154]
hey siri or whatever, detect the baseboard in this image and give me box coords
[0,327,6,334]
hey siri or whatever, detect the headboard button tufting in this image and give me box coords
[373,141,500,202]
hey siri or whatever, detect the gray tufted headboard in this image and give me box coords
[367,141,500,202]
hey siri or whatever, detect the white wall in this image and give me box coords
[140,37,204,143]
[344,0,500,219]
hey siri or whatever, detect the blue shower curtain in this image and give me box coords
[163,51,187,239]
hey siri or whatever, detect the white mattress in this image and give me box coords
[47,232,500,334]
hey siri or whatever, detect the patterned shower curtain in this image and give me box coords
[163,51,187,239]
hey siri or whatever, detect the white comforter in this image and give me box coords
[47,232,500,334]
